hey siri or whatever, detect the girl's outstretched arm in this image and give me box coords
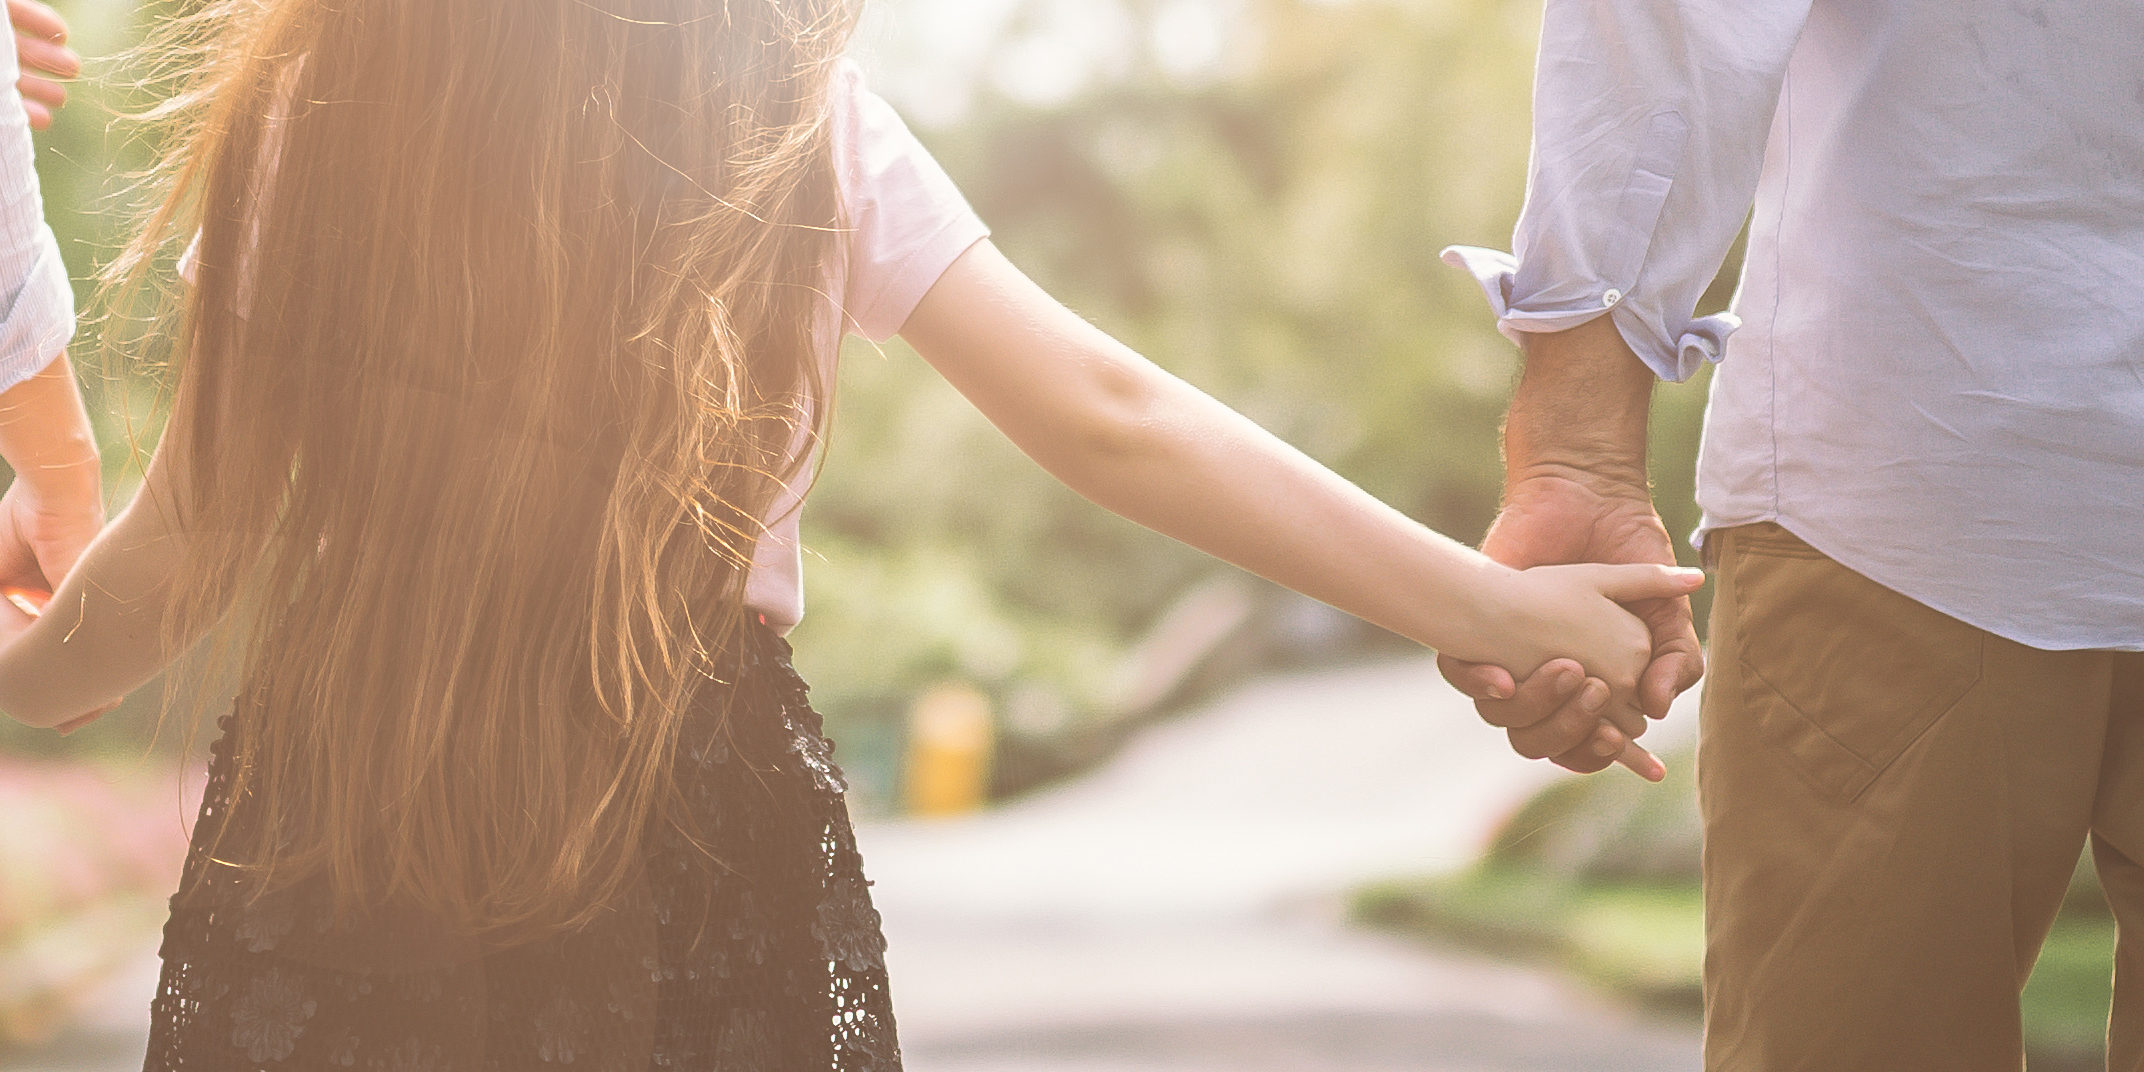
[900,242,1702,774]
[0,431,204,729]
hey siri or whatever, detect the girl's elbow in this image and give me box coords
[0,669,89,730]
[11,698,113,732]
[1058,360,1170,468]
[0,697,55,730]
[1,692,62,730]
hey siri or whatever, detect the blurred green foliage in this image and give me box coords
[5,0,1728,796]
[0,0,180,759]
[795,0,1724,794]
[36,0,175,456]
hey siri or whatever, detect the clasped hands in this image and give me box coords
[1441,469,1705,782]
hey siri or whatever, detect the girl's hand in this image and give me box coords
[1452,562,1704,770]
[54,701,118,735]
[8,0,79,132]
[1461,562,1704,782]
[1494,562,1707,693]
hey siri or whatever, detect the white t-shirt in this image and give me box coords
[182,60,991,634]
[747,62,991,630]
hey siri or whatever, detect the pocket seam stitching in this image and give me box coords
[1735,637,1985,801]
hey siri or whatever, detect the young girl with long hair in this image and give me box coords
[0,1,1699,1067]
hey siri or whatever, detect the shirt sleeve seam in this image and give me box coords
[848,213,991,342]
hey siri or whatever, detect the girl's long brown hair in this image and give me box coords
[108,0,859,939]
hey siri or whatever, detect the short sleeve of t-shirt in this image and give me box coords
[831,61,990,343]
[177,60,305,303]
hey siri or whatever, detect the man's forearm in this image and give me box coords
[1505,315,1654,491]
[0,352,98,496]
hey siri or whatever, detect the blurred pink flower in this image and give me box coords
[0,758,200,1045]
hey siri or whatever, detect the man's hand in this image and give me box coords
[0,463,101,591]
[1439,315,1704,777]
[1441,472,1702,774]
[9,0,79,132]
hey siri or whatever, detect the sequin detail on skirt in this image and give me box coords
[142,627,900,1071]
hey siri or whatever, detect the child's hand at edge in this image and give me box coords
[1456,562,1707,781]
[9,0,80,132]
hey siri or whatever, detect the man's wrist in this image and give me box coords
[1504,315,1655,494]
[0,354,102,504]
[11,443,101,503]
[1505,457,1650,502]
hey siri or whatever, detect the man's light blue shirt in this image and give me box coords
[1448,0,2144,652]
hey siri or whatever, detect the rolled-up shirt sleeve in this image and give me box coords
[1443,0,1811,382]
[0,27,74,393]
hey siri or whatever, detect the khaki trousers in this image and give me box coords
[1700,523,2144,1071]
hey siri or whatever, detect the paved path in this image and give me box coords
[10,657,1702,1071]
[866,656,1702,1071]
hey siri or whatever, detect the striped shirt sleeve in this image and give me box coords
[0,26,75,393]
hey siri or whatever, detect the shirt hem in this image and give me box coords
[1696,512,2144,653]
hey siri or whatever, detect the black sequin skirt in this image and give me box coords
[143,626,901,1071]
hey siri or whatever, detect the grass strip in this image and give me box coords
[1354,863,2113,1065]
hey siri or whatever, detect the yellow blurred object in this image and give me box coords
[904,683,994,816]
